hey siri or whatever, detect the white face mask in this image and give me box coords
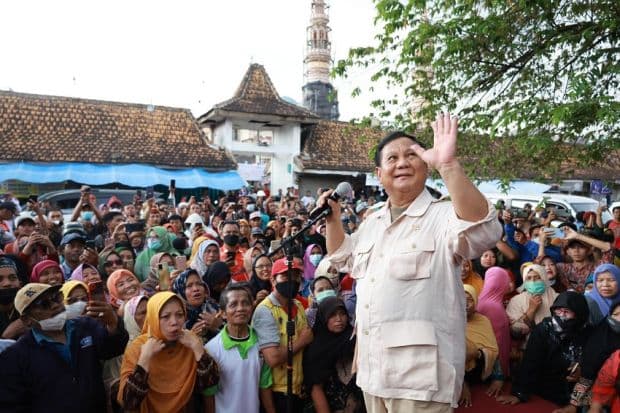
[34,311,67,331]
[65,301,87,319]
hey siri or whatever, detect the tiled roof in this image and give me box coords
[0,90,236,170]
[201,64,319,121]
[300,120,383,172]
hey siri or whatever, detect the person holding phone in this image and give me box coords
[0,282,128,412]
[134,226,178,282]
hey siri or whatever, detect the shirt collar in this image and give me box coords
[377,188,434,221]
[221,325,257,359]
[32,319,74,345]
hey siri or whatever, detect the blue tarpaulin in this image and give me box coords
[0,162,246,190]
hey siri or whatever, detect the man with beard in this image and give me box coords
[0,257,25,339]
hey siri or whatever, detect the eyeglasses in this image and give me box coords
[107,259,123,265]
[33,291,63,309]
[256,264,272,270]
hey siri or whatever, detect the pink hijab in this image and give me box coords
[477,266,511,376]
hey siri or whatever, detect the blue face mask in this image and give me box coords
[81,211,94,221]
[148,238,162,251]
[524,280,546,295]
[315,289,337,303]
[309,254,323,267]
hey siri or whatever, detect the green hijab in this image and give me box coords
[134,226,178,282]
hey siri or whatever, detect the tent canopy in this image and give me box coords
[0,162,246,191]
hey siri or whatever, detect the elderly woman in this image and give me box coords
[585,263,620,326]
[172,269,222,343]
[506,264,558,341]
[118,292,220,412]
[460,284,499,407]
[106,269,143,309]
[30,260,64,286]
[190,239,220,277]
[497,292,590,407]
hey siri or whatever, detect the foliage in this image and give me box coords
[334,0,620,180]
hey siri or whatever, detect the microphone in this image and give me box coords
[309,182,353,220]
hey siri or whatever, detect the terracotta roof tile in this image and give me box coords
[0,90,236,170]
[301,120,383,172]
[204,64,319,120]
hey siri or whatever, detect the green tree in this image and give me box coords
[334,0,620,180]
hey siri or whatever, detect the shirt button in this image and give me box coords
[365,304,369,309]
[370,277,375,282]
[364,330,369,335]
[411,243,416,249]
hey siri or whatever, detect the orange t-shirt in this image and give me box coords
[220,247,248,282]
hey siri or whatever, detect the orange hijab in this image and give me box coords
[462,260,484,296]
[118,292,198,413]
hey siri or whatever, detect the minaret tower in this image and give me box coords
[302,0,340,120]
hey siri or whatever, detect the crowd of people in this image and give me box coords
[0,159,619,412]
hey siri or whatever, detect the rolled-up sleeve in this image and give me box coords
[450,200,503,260]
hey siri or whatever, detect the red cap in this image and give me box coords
[271,257,303,276]
[107,195,123,207]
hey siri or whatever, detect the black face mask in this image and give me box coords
[552,314,580,334]
[607,316,620,334]
[0,287,19,306]
[223,234,240,246]
[275,280,300,299]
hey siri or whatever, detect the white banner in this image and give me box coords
[237,163,264,182]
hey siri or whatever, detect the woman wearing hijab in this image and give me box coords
[586,263,620,326]
[172,269,221,343]
[570,299,620,408]
[477,266,512,378]
[497,291,590,407]
[106,269,144,309]
[118,292,220,413]
[461,259,484,296]
[303,296,362,413]
[30,260,64,286]
[70,263,103,284]
[123,295,148,343]
[243,246,264,277]
[141,252,174,295]
[249,254,273,305]
[202,262,231,303]
[134,226,178,282]
[506,264,558,343]
[461,284,499,408]
[301,244,323,297]
[60,280,89,320]
[190,239,220,277]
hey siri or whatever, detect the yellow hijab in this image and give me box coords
[462,260,484,296]
[119,292,198,413]
[60,280,88,304]
[189,236,209,263]
[465,284,499,380]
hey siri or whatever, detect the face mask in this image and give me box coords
[0,287,19,306]
[52,220,63,226]
[584,289,592,296]
[524,280,546,295]
[309,254,323,267]
[607,316,620,334]
[147,238,162,250]
[315,289,337,303]
[65,301,87,319]
[551,314,579,334]
[223,234,240,246]
[81,211,94,221]
[246,204,256,212]
[275,280,300,299]
[34,311,67,331]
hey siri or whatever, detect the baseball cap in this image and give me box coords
[355,202,368,214]
[250,211,262,220]
[271,257,304,276]
[256,190,266,197]
[14,283,62,315]
[62,222,87,237]
[15,212,36,227]
[60,232,87,247]
[251,227,264,236]
[107,196,123,208]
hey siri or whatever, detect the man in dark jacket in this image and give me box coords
[0,282,128,413]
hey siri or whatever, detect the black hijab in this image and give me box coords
[581,300,620,380]
[202,261,231,302]
[303,297,354,385]
[248,254,272,298]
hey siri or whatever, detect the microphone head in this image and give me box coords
[334,182,353,201]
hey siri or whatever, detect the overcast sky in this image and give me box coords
[0,0,381,121]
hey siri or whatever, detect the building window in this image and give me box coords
[233,128,273,146]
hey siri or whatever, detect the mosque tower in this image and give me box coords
[302,0,340,120]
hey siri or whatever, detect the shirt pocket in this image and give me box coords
[380,320,439,391]
[351,242,374,280]
[389,235,435,280]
